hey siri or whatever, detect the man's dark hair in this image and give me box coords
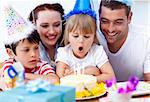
[5,30,41,55]
[99,0,131,17]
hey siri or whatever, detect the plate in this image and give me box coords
[132,81,150,97]
[76,91,107,101]
[108,81,150,97]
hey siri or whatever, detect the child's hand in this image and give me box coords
[84,66,101,76]
[64,68,74,76]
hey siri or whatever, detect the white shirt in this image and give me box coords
[56,44,108,70]
[98,24,150,81]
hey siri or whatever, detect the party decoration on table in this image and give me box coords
[105,77,117,91]
[26,78,51,93]
[118,76,139,93]
[106,76,139,93]
[1,4,35,44]
[64,0,96,20]
[4,62,25,89]
[106,76,139,102]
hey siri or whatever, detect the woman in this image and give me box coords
[28,3,65,69]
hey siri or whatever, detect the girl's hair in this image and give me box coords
[28,3,65,45]
[5,30,40,55]
[64,14,99,45]
[99,0,131,17]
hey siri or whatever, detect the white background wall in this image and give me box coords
[132,0,150,26]
[0,0,150,61]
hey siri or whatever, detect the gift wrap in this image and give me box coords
[0,85,75,102]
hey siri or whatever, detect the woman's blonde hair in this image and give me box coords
[64,14,99,45]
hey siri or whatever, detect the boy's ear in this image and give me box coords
[6,48,15,58]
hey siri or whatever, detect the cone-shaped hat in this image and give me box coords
[65,0,96,20]
[1,4,35,45]
[105,0,133,6]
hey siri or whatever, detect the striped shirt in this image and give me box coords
[2,58,55,76]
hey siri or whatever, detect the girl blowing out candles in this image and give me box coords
[56,0,115,83]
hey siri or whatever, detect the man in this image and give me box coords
[98,0,150,81]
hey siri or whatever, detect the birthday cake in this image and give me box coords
[60,75,106,98]
[60,75,97,92]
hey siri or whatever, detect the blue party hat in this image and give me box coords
[64,0,96,20]
[107,0,133,6]
[117,0,133,6]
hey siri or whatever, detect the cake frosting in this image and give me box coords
[60,74,97,92]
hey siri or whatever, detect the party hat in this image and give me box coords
[64,0,96,20]
[105,0,133,6]
[117,0,133,6]
[1,4,35,45]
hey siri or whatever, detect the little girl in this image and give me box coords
[56,0,115,83]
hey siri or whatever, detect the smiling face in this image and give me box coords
[36,10,62,47]
[100,6,132,46]
[14,39,39,69]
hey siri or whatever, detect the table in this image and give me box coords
[76,92,107,102]
[76,92,150,102]
[76,81,150,102]
[1,77,150,102]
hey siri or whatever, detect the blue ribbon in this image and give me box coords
[26,79,51,92]
[25,79,65,102]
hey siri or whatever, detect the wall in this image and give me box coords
[132,0,150,26]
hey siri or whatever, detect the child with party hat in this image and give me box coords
[1,4,59,90]
[56,0,115,83]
